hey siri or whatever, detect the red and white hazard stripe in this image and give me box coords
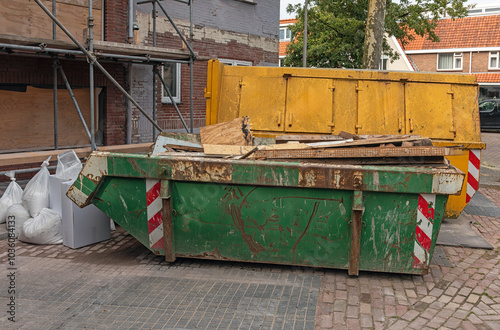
[466,149,480,203]
[413,193,436,267]
[146,179,164,250]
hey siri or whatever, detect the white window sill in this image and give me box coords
[234,0,256,5]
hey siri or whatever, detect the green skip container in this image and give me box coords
[67,151,464,275]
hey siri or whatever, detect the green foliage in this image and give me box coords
[283,0,471,69]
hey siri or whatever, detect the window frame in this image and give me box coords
[437,53,463,71]
[279,27,292,42]
[161,63,181,104]
[380,54,389,70]
[218,58,252,66]
[489,52,500,70]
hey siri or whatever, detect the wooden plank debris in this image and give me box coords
[203,142,311,156]
[203,145,255,156]
[0,143,152,167]
[268,157,448,166]
[254,146,456,160]
[308,137,433,149]
[276,134,345,144]
[165,144,204,152]
[200,116,253,146]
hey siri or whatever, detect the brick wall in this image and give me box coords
[104,0,128,43]
[129,28,278,142]
[409,51,493,73]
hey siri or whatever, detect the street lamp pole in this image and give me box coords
[303,0,308,68]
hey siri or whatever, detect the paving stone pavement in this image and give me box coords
[0,186,498,329]
[0,228,322,329]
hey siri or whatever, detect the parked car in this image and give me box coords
[479,99,500,131]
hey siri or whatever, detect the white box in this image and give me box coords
[49,175,110,249]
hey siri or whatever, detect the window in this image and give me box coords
[489,52,500,69]
[437,53,462,70]
[161,63,181,104]
[485,7,500,13]
[279,27,292,42]
[380,55,389,70]
[218,58,252,66]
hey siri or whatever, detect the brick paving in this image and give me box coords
[0,188,498,329]
[0,230,321,329]
[316,188,500,329]
[0,133,498,329]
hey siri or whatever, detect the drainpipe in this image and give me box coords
[128,0,134,42]
[127,0,134,144]
[469,51,472,73]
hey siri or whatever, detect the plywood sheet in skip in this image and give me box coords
[0,86,99,151]
[0,0,102,43]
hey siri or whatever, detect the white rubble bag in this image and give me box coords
[5,204,30,238]
[55,150,82,181]
[19,208,63,245]
[22,156,51,218]
[0,171,23,224]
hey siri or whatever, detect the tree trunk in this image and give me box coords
[362,0,386,70]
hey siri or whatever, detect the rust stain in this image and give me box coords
[221,187,266,255]
[184,245,230,260]
[171,160,232,182]
[127,159,149,177]
[292,202,320,263]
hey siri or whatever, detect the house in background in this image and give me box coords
[279,19,413,71]
[279,19,295,66]
[402,10,500,100]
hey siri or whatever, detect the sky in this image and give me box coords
[280,0,500,19]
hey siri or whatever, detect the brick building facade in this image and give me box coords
[403,14,500,100]
[131,0,280,143]
[0,0,280,152]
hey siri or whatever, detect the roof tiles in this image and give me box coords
[404,15,500,50]
[473,72,500,83]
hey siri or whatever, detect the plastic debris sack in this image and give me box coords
[0,171,23,224]
[19,208,62,245]
[6,204,30,239]
[22,156,51,218]
[55,150,82,181]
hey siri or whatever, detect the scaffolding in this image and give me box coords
[0,0,197,152]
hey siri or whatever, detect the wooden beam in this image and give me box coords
[254,146,454,160]
[203,144,255,156]
[275,134,345,144]
[203,142,311,156]
[308,137,432,149]
[92,40,194,60]
[0,143,152,167]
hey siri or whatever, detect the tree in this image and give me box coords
[283,0,471,69]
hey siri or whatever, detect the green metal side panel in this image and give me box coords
[358,193,447,274]
[171,182,352,268]
[92,177,151,250]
